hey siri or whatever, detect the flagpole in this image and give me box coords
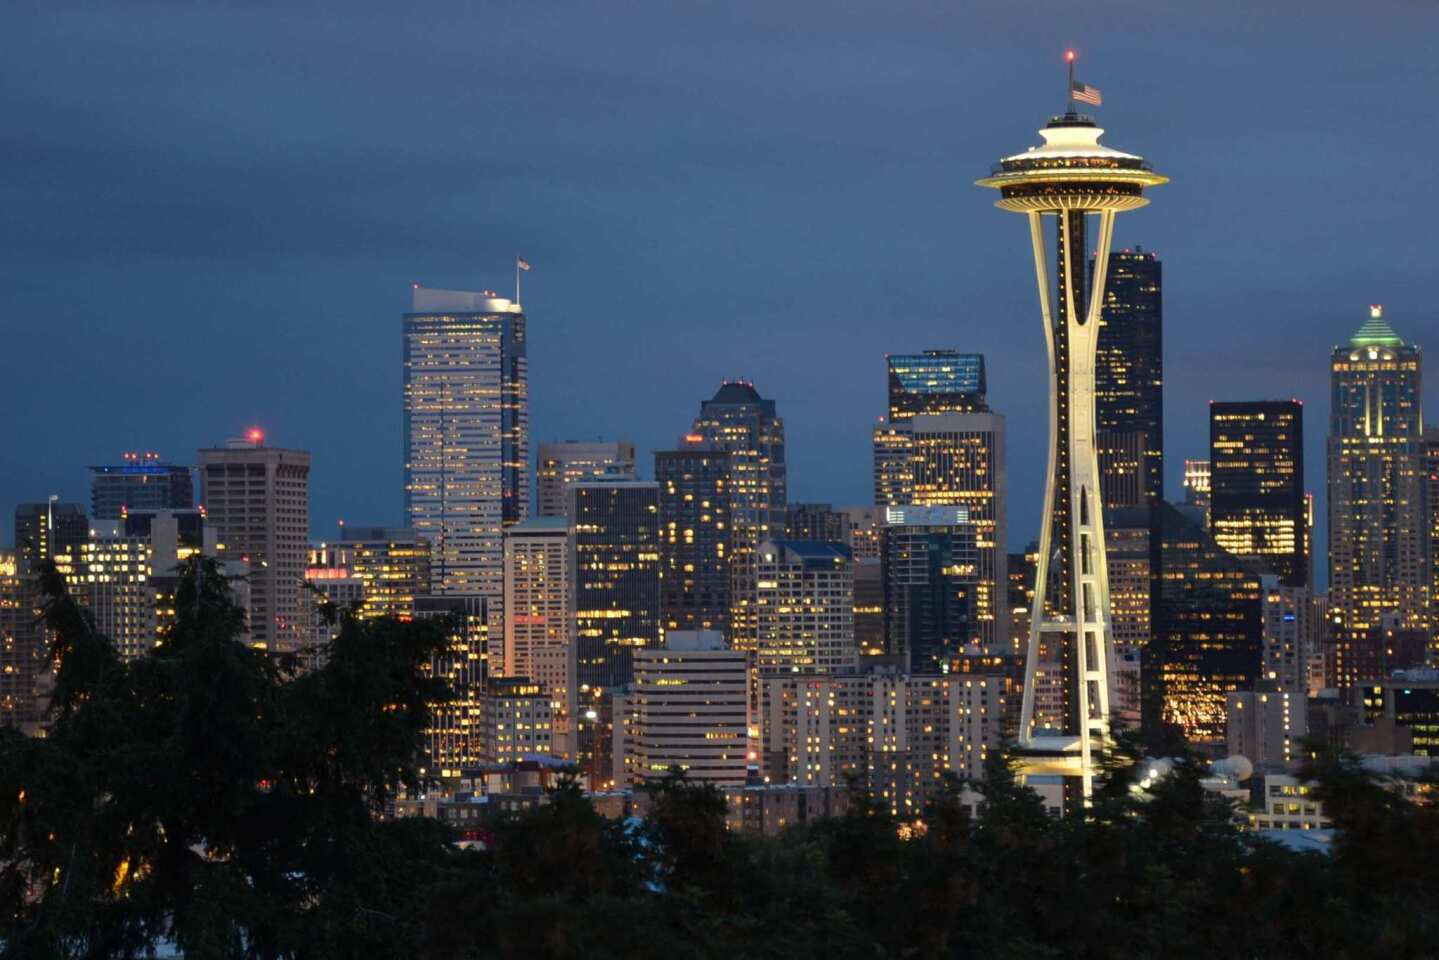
[1066,50,1075,112]
[515,256,521,305]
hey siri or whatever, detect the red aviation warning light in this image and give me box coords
[247,427,265,445]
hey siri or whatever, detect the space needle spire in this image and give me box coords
[977,55,1166,812]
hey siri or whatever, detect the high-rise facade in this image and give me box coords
[615,630,750,788]
[339,526,432,620]
[784,502,847,543]
[881,505,981,672]
[877,413,1008,651]
[684,382,786,653]
[655,443,734,635]
[1183,460,1212,518]
[886,351,987,421]
[403,286,528,605]
[536,441,636,518]
[413,594,488,776]
[1210,401,1308,587]
[502,517,574,754]
[89,453,193,520]
[198,436,311,654]
[568,479,662,694]
[761,667,1008,817]
[14,502,88,576]
[1092,248,1163,508]
[755,540,856,675]
[0,554,31,730]
[1147,502,1263,749]
[1327,306,1428,682]
[977,101,1167,803]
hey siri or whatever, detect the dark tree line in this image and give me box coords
[1,561,1436,958]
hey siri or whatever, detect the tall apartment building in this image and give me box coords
[755,540,856,675]
[89,453,193,520]
[403,286,528,607]
[761,666,1008,818]
[1210,401,1307,587]
[1092,248,1163,508]
[881,505,981,672]
[536,441,636,518]
[198,435,310,654]
[614,630,750,788]
[655,443,734,635]
[502,517,574,755]
[1328,306,1428,682]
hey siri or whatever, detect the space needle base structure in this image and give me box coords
[977,81,1166,811]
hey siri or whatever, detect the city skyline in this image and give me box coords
[3,3,1438,584]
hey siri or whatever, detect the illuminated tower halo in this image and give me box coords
[977,83,1166,805]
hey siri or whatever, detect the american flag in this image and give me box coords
[516,257,532,271]
[1071,82,1102,106]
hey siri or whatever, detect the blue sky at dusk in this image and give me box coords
[3,0,1436,567]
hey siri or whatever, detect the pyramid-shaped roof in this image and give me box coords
[1350,305,1404,347]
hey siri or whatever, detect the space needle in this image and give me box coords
[976,53,1166,809]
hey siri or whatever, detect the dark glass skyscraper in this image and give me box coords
[1092,248,1163,508]
[881,505,981,671]
[1210,401,1307,587]
[887,351,987,421]
[655,443,733,635]
[569,478,661,693]
[89,454,193,520]
[1147,501,1263,748]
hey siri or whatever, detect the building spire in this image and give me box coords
[1350,304,1405,347]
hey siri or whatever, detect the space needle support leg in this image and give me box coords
[1019,210,1058,747]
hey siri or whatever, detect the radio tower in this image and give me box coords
[976,54,1166,809]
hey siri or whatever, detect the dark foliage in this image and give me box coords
[2,563,1436,958]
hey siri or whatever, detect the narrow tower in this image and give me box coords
[977,63,1166,805]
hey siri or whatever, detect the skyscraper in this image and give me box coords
[977,94,1166,803]
[502,517,574,755]
[1327,306,1429,682]
[1147,502,1263,748]
[655,443,734,635]
[1210,401,1307,587]
[674,381,786,652]
[1183,459,1212,519]
[14,501,87,576]
[568,478,662,694]
[338,526,432,620]
[881,505,981,672]
[886,351,987,421]
[879,412,1009,651]
[89,453,193,520]
[1092,248,1163,508]
[412,594,487,776]
[403,286,528,605]
[755,540,856,675]
[198,435,311,654]
[536,441,636,518]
